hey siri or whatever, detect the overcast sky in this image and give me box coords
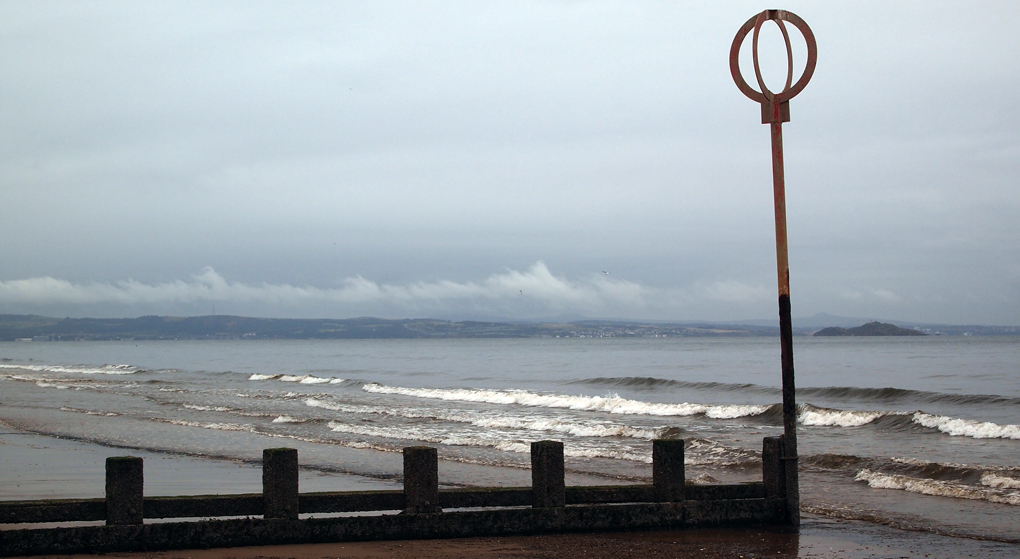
[1,1,1018,325]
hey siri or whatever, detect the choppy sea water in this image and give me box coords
[1,336,1017,542]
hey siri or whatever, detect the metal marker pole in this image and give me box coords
[769,100,800,527]
[730,9,817,526]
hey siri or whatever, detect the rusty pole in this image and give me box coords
[730,9,816,526]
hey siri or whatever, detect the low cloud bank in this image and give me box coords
[0,263,767,317]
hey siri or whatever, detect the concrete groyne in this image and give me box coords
[0,437,790,556]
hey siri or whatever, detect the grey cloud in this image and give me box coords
[1,1,1019,325]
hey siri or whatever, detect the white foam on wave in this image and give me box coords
[324,418,758,466]
[0,363,141,375]
[308,397,760,466]
[912,412,1020,440]
[685,437,760,466]
[5,373,108,391]
[305,398,379,414]
[248,373,343,385]
[799,405,888,427]
[272,415,305,424]
[561,446,651,463]
[691,473,720,484]
[470,416,661,439]
[796,406,1020,440]
[163,419,254,432]
[855,469,1020,506]
[361,384,770,418]
[305,398,664,440]
[325,420,650,462]
[183,404,234,412]
[981,472,1020,490]
[59,406,120,417]
[36,380,71,389]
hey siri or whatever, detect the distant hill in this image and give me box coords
[814,321,927,337]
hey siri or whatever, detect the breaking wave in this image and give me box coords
[159,418,255,432]
[307,398,757,466]
[325,420,649,462]
[358,385,1019,441]
[575,377,1020,407]
[855,469,1020,506]
[981,472,1020,490]
[58,406,120,417]
[799,404,893,427]
[0,363,143,375]
[183,404,235,412]
[272,415,305,424]
[304,397,664,439]
[248,373,344,385]
[799,406,1020,440]
[323,420,752,466]
[911,412,1020,440]
[361,384,771,419]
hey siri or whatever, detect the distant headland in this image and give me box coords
[1,314,1013,341]
[813,321,927,337]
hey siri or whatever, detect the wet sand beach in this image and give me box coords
[3,428,1018,558]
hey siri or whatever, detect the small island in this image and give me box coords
[813,321,927,337]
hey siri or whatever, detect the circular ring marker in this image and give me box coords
[730,10,816,104]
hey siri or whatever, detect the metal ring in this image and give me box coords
[730,10,816,104]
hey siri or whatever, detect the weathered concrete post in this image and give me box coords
[762,436,787,502]
[531,440,565,508]
[105,456,144,525]
[403,446,441,514]
[652,439,685,502]
[263,447,299,520]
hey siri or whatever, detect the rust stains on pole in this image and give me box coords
[730,9,816,527]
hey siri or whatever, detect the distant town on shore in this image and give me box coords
[0,314,1016,342]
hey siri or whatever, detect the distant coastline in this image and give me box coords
[0,314,779,341]
[0,314,1016,341]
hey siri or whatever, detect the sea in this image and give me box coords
[1,336,1017,543]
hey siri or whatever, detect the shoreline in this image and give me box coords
[0,424,398,501]
[3,427,1019,558]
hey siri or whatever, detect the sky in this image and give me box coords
[1,1,1018,325]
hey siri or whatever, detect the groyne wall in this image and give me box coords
[0,437,789,556]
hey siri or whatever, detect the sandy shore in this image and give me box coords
[3,427,1019,558]
[0,426,397,500]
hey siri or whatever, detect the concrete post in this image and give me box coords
[652,439,685,502]
[762,436,786,501]
[531,440,565,508]
[403,446,441,514]
[263,447,299,520]
[105,456,144,525]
